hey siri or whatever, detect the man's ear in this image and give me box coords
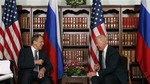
[33,40,37,44]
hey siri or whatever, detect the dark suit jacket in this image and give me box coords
[18,47,52,77]
[98,46,127,84]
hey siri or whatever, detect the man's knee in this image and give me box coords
[103,75,119,84]
[103,76,112,83]
[91,76,102,84]
[40,77,51,84]
[18,72,32,84]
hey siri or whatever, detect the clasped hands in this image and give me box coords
[87,63,100,78]
[34,59,46,79]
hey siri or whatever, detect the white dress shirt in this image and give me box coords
[96,44,108,76]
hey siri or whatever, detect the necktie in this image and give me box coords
[34,50,39,72]
[102,51,106,69]
[35,50,38,60]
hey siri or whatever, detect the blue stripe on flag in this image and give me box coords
[138,3,150,48]
[45,3,63,79]
[57,45,63,79]
[45,4,57,48]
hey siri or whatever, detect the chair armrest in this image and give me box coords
[0,60,12,74]
[0,73,13,81]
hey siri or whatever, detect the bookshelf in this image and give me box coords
[32,7,47,36]
[102,5,139,64]
[120,6,145,83]
[18,6,31,46]
[18,6,47,46]
[120,6,139,65]
[103,6,120,51]
[59,6,91,78]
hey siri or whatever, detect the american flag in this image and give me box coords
[0,0,22,69]
[88,0,107,71]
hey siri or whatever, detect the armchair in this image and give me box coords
[120,56,132,84]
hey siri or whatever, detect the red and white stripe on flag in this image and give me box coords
[88,0,107,72]
[0,0,22,69]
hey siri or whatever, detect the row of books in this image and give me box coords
[62,33,136,46]
[107,33,137,46]
[21,33,136,46]
[122,17,139,28]
[33,24,45,29]
[33,17,46,29]
[122,49,135,63]
[19,16,139,29]
[63,50,85,62]
[63,17,87,24]
[131,66,144,79]
[63,34,88,46]
[19,16,46,29]
[63,17,88,29]
[21,32,31,46]
[107,33,119,46]
[63,23,88,29]
[19,16,30,29]
[104,17,119,29]
[21,32,44,46]
[122,33,137,46]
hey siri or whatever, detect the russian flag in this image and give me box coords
[136,0,150,83]
[43,0,64,83]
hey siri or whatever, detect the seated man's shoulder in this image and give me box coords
[109,46,118,51]
[20,47,31,52]
[108,46,119,54]
[38,49,46,53]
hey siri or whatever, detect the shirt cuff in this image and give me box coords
[96,72,99,76]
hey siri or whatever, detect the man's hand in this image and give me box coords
[38,67,46,79]
[87,72,96,78]
[94,63,100,71]
[34,59,44,65]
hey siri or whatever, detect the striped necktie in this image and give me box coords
[34,50,39,72]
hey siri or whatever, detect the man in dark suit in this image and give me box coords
[18,34,53,84]
[87,35,127,84]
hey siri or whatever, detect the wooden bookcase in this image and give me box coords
[59,6,91,78]
[120,6,144,83]
[120,5,139,64]
[103,6,120,51]
[18,6,32,46]
[17,6,47,46]
[32,6,47,36]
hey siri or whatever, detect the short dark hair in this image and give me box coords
[31,34,43,44]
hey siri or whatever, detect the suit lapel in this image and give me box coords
[99,51,103,66]
[105,46,110,65]
[39,50,42,59]
[29,47,34,60]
